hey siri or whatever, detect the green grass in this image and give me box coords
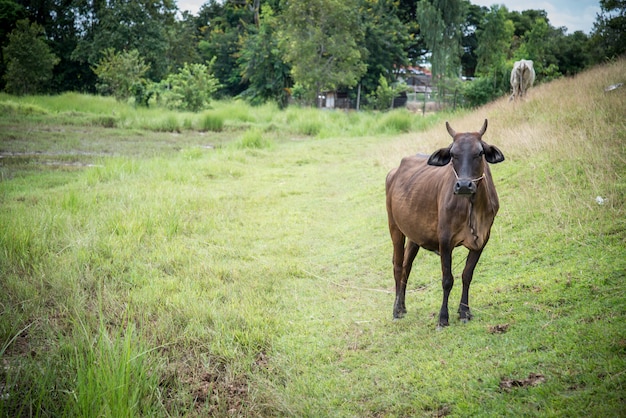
[1,60,625,416]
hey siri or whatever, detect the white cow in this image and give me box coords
[509,60,535,101]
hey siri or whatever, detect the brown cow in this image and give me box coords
[385,119,504,328]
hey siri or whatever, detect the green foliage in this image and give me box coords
[0,0,614,104]
[367,75,394,110]
[161,62,219,112]
[475,5,514,88]
[359,0,411,99]
[589,0,626,60]
[2,19,59,95]
[72,0,175,82]
[417,0,467,80]
[238,6,291,108]
[92,48,150,102]
[366,75,410,111]
[462,76,502,107]
[280,0,367,103]
[164,12,202,75]
[515,17,560,81]
[0,0,26,90]
[196,1,254,98]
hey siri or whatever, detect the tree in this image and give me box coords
[396,0,427,65]
[416,0,467,90]
[161,61,220,112]
[0,0,26,89]
[72,0,176,82]
[556,31,591,75]
[515,17,561,81]
[280,0,367,106]
[475,5,514,90]
[25,0,95,92]
[196,0,254,98]
[92,48,150,101]
[165,11,202,75]
[238,6,291,107]
[359,0,411,101]
[366,74,410,110]
[461,3,487,78]
[3,19,59,95]
[590,0,626,60]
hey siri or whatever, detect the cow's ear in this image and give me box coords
[483,143,505,164]
[428,147,451,166]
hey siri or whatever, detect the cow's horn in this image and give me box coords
[478,119,488,136]
[446,121,456,138]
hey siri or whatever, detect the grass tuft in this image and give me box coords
[198,111,224,132]
[0,99,48,116]
[236,128,272,149]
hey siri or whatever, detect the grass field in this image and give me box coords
[1,59,625,417]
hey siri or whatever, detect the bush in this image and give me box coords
[161,62,220,112]
[462,76,503,107]
[3,20,59,95]
[92,49,150,101]
[366,75,410,111]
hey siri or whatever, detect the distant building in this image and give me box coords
[397,65,433,97]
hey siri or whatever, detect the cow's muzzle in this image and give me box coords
[453,168,485,195]
[455,179,476,195]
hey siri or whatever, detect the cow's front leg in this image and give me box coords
[458,249,483,322]
[438,243,454,328]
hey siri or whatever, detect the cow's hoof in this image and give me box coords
[458,309,473,322]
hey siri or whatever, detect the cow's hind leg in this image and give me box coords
[397,241,419,317]
[458,249,483,322]
[391,229,419,319]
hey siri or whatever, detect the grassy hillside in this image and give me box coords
[1,59,624,417]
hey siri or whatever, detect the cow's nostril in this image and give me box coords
[455,180,475,195]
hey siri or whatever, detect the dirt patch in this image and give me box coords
[488,324,510,334]
[499,373,545,390]
[160,351,257,416]
[190,371,248,414]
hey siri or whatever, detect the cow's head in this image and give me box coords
[428,119,505,195]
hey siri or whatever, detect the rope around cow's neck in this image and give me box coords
[452,166,485,183]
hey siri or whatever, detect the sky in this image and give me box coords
[470,0,600,34]
[175,0,600,34]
